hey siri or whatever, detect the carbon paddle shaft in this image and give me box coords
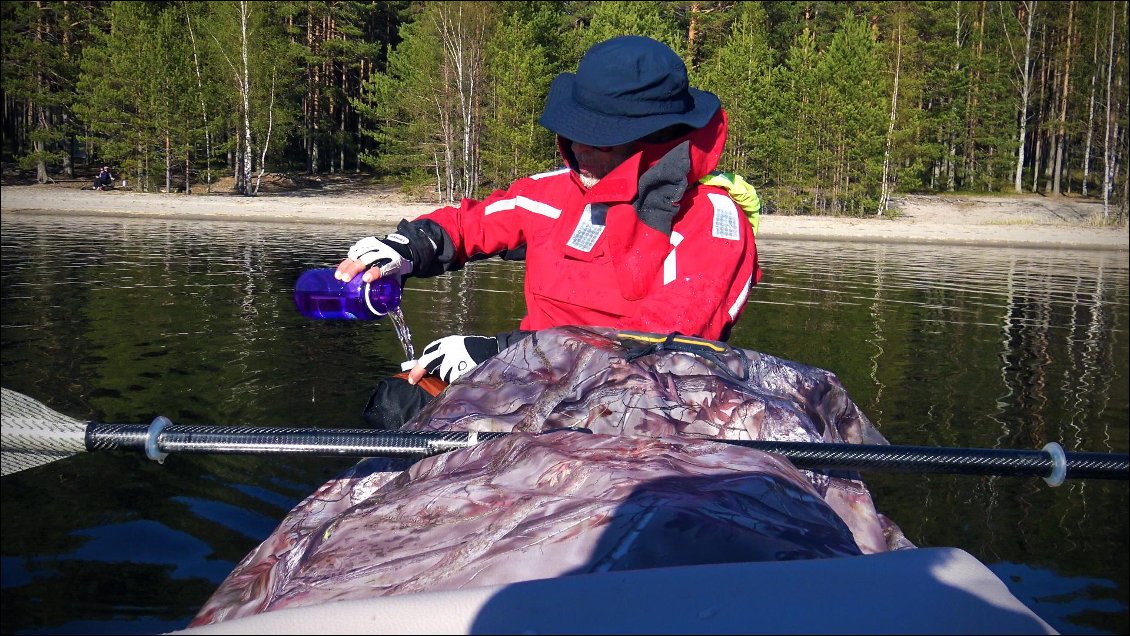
[84,423,509,458]
[83,423,1130,481]
[733,440,1128,481]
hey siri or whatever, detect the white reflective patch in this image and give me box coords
[529,167,570,180]
[663,231,684,285]
[727,274,753,319]
[708,193,740,240]
[566,204,606,252]
[484,195,561,218]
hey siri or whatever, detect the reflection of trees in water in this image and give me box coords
[1070,262,1116,452]
[965,252,1127,622]
[3,220,1126,634]
[995,256,1121,448]
[766,239,1127,632]
[866,244,889,427]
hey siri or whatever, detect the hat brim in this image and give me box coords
[538,74,721,147]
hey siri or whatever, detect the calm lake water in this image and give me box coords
[1,212,1127,635]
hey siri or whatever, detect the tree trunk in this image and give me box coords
[312,50,321,175]
[1102,1,1115,218]
[63,126,74,178]
[185,4,213,192]
[964,1,986,186]
[1083,7,1100,196]
[1052,1,1074,195]
[165,131,172,193]
[253,68,277,195]
[878,16,902,216]
[436,3,485,200]
[1013,1,1036,194]
[33,4,47,184]
[1031,21,1048,194]
[305,3,314,174]
[241,1,253,195]
[687,2,699,67]
[34,105,47,183]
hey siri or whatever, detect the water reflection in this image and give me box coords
[1,213,1126,634]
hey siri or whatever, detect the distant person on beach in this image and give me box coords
[92,166,113,191]
[333,35,762,426]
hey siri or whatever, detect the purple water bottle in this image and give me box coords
[294,268,401,320]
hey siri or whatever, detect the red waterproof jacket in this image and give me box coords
[418,109,761,341]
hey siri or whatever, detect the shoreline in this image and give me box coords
[2,184,1127,251]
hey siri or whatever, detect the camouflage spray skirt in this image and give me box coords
[191,326,911,627]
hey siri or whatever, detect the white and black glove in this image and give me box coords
[417,335,500,383]
[346,219,448,282]
[347,234,414,281]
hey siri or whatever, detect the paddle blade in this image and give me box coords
[1,388,88,476]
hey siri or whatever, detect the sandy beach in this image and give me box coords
[2,181,1127,251]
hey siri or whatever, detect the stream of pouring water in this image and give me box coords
[387,307,415,363]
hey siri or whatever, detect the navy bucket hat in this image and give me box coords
[539,35,721,147]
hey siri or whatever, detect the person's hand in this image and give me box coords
[336,235,414,283]
[407,335,499,384]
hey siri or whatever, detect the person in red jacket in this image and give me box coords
[335,35,762,423]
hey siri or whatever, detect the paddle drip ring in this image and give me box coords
[145,416,172,464]
[1042,442,1067,487]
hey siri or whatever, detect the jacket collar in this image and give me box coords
[554,109,728,203]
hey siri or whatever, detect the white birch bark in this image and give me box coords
[436,4,483,200]
[1007,1,1037,193]
[254,68,277,195]
[240,1,252,196]
[211,3,252,194]
[1052,1,1074,195]
[878,17,902,216]
[185,3,213,192]
[1101,1,1116,218]
[1083,8,1099,196]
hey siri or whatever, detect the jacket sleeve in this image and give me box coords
[613,189,761,342]
[414,179,551,270]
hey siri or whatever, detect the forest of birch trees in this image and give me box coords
[2,1,1127,219]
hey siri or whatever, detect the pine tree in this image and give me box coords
[579,1,683,57]
[1,1,95,182]
[355,2,494,202]
[697,3,779,184]
[285,1,387,175]
[480,3,564,188]
[813,15,888,214]
[779,25,821,213]
[75,2,163,189]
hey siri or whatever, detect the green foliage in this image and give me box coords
[697,3,780,184]
[3,1,1127,214]
[480,4,563,186]
[205,1,303,188]
[2,1,96,179]
[817,16,888,213]
[353,12,446,182]
[775,26,821,213]
[287,0,387,173]
[74,1,160,182]
[580,1,684,56]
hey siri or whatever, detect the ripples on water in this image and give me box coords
[1,213,1126,634]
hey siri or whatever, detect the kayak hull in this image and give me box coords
[173,547,1055,635]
